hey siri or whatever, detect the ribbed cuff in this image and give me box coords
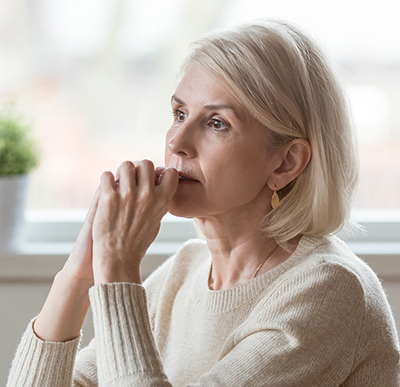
[89,283,167,385]
[7,319,80,387]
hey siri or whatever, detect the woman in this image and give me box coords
[8,19,400,386]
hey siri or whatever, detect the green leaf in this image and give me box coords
[0,104,40,175]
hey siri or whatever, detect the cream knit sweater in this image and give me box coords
[7,235,400,386]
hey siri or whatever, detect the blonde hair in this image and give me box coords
[183,19,359,246]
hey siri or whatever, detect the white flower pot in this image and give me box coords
[0,175,28,252]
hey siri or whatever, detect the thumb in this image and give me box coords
[158,167,179,198]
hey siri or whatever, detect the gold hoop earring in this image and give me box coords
[271,186,279,209]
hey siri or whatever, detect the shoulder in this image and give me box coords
[288,235,387,301]
[290,235,400,375]
[281,235,380,289]
[234,236,400,385]
[272,235,400,324]
[252,235,399,358]
[258,236,369,316]
[247,235,397,336]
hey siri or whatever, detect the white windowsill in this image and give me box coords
[0,241,184,281]
[1,209,400,281]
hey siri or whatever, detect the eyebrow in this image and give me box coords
[171,95,240,119]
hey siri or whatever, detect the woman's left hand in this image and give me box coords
[92,160,179,284]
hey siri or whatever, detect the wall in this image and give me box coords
[1,248,400,385]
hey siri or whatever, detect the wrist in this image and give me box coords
[57,266,94,292]
[34,270,91,342]
[93,260,142,285]
[93,246,143,285]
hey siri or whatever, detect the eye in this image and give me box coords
[209,118,228,131]
[172,109,187,123]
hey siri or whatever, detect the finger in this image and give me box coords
[100,171,117,196]
[84,186,101,225]
[155,166,167,185]
[116,161,136,194]
[158,167,179,198]
[74,186,100,253]
[136,159,155,190]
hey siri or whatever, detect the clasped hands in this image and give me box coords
[64,160,179,287]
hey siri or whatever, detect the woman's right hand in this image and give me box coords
[61,186,101,287]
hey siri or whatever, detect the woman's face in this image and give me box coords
[165,66,279,220]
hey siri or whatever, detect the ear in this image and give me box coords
[268,139,312,191]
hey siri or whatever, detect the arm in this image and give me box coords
[8,160,177,387]
[7,189,100,387]
[33,187,100,342]
[69,255,176,387]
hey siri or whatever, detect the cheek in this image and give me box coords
[164,129,173,165]
[215,147,270,191]
[164,146,170,166]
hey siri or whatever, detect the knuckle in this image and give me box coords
[101,171,113,180]
[140,159,155,171]
[121,186,135,199]
[122,160,135,169]
[139,186,152,203]
[118,161,135,175]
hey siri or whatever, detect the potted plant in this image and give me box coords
[0,104,39,252]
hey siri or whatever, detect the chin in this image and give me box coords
[167,195,206,219]
[168,205,197,219]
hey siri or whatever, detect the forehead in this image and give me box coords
[174,67,237,106]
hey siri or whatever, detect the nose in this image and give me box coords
[167,122,197,158]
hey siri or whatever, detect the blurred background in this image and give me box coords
[1,1,400,383]
[0,0,399,211]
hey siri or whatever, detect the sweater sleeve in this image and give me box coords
[87,264,399,387]
[6,254,176,387]
[89,283,172,387]
[6,320,82,387]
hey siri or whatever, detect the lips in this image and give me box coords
[178,171,199,182]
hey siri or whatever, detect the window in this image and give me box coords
[1,0,399,247]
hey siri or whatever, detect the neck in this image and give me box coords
[197,213,300,291]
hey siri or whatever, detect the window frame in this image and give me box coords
[0,209,399,282]
[25,208,400,244]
